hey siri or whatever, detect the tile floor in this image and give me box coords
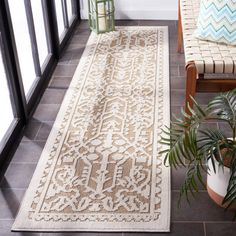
[0,20,236,236]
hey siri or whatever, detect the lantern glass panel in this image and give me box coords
[88,0,115,34]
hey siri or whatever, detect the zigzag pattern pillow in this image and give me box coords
[194,0,236,45]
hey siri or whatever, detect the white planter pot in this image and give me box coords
[207,158,232,208]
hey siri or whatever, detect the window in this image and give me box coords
[55,0,66,39]
[8,0,36,96]
[54,0,77,42]
[66,0,73,24]
[0,44,14,144]
[0,0,79,163]
[31,0,49,68]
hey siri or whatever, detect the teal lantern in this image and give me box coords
[88,0,115,34]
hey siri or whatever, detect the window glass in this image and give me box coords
[0,47,14,143]
[8,0,36,96]
[66,0,73,23]
[31,0,49,67]
[54,0,65,39]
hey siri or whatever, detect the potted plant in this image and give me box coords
[160,88,236,217]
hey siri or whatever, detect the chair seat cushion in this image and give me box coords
[194,0,236,46]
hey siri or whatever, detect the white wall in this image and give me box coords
[80,0,178,20]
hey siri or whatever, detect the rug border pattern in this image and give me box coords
[12,26,170,232]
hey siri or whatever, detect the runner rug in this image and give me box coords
[12,26,170,232]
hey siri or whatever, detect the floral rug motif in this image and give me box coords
[13,26,170,232]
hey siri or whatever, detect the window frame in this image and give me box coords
[0,0,80,172]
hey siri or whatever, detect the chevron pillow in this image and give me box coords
[194,0,236,45]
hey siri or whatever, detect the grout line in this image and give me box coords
[58,62,71,66]
[0,219,14,221]
[32,120,56,124]
[170,88,185,91]
[173,220,236,223]
[203,222,207,236]
[7,162,37,166]
[31,139,48,142]
[177,65,181,76]
[0,218,14,221]
[33,122,43,141]
[0,187,27,190]
[172,190,207,192]
[20,139,46,143]
[52,75,73,78]
[46,86,68,90]
[8,161,39,164]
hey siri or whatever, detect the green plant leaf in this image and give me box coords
[159,89,236,218]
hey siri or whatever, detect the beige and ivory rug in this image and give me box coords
[12,26,170,232]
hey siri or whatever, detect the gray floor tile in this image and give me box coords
[170,76,186,90]
[115,20,139,26]
[69,49,85,62]
[42,233,98,236]
[0,189,25,220]
[58,51,73,65]
[169,222,205,236]
[74,27,91,36]
[171,106,183,118]
[218,122,233,137]
[0,220,40,236]
[97,234,122,236]
[170,66,179,76]
[169,35,178,45]
[195,92,218,106]
[171,89,185,107]
[35,122,54,141]
[169,46,180,55]
[22,120,41,141]
[205,222,236,236]
[33,104,60,122]
[40,89,66,105]
[49,77,72,89]
[11,141,45,163]
[78,20,89,29]
[124,222,204,236]
[53,64,77,77]
[199,122,218,131]
[138,20,176,27]
[0,163,37,189]
[171,167,207,191]
[69,34,90,45]
[170,54,185,66]
[62,45,85,64]
[69,45,85,55]
[172,191,235,221]
[66,42,87,52]
[178,66,185,76]
[69,58,80,65]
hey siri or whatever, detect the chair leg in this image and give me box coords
[185,62,197,115]
[177,0,183,53]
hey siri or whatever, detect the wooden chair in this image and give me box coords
[178,0,236,113]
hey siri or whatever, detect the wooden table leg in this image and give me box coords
[185,62,197,114]
[177,0,183,53]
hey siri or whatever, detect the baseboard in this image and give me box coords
[116,9,178,20]
[80,9,178,20]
